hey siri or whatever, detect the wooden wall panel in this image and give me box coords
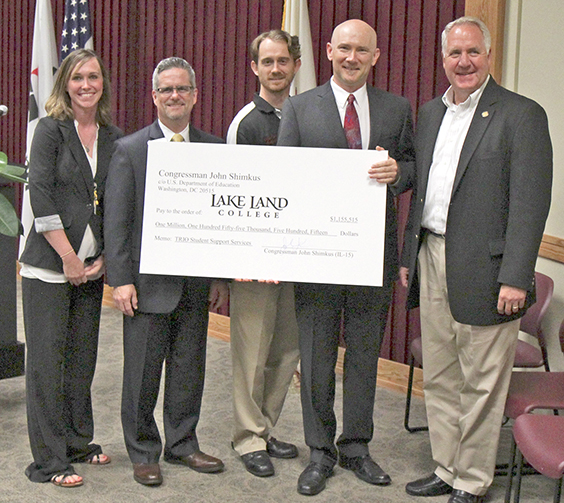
[465,0,506,81]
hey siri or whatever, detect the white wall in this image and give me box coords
[504,0,564,370]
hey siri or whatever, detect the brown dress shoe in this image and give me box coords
[133,463,162,486]
[165,450,224,473]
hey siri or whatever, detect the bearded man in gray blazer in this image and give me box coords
[104,57,228,487]
[277,19,415,496]
[400,17,552,503]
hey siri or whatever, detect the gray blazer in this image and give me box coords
[402,77,552,326]
[104,120,223,313]
[277,80,415,286]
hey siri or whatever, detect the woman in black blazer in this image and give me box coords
[19,49,122,488]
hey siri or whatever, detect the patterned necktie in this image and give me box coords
[171,133,184,142]
[344,94,362,149]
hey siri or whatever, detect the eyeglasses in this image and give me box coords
[156,86,194,97]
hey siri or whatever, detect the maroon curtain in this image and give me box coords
[0,0,285,162]
[2,0,463,160]
[1,0,464,363]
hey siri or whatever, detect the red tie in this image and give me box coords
[344,94,362,149]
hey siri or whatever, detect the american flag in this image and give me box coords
[60,0,93,63]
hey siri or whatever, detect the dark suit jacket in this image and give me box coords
[20,116,123,273]
[403,77,552,326]
[104,120,223,314]
[277,80,415,285]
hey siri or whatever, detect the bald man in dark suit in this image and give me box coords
[277,19,415,496]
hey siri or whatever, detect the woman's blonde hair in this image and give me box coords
[45,49,112,126]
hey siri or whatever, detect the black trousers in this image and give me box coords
[121,278,209,463]
[23,277,104,482]
[295,282,392,467]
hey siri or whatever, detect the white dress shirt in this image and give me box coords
[421,76,490,235]
[158,120,190,142]
[330,78,370,150]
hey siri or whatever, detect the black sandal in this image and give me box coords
[51,473,84,488]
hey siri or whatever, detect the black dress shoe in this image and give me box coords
[165,450,224,473]
[338,454,391,486]
[406,474,453,496]
[266,437,298,459]
[297,461,333,496]
[448,489,484,503]
[240,450,275,477]
[132,463,163,486]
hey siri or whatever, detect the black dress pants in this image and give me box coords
[295,282,391,467]
[23,277,104,482]
[121,278,209,463]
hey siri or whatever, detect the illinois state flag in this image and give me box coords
[26,0,58,159]
[282,0,317,95]
[20,0,58,255]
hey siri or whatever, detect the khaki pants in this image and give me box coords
[418,234,519,495]
[230,282,300,456]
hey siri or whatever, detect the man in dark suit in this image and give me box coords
[277,19,415,496]
[104,57,228,486]
[400,17,552,503]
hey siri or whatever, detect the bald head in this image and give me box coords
[331,19,377,48]
[327,19,380,92]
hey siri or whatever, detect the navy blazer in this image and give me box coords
[20,116,123,273]
[277,80,415,286]
[402,78,552,326]
[104,120,224,314]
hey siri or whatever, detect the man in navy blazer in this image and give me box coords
[400,17,552,503]
[277,19,415,496]
[104,57,228,486]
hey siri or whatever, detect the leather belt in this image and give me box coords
[423,228,445,239]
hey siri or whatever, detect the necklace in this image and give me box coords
[77,124,97,155]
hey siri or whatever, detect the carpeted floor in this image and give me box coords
[0,288,554,502]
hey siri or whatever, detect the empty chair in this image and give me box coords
[404,271,554,433]
[404,330,426,433]
[510,414,564,502]
[516,272,554,371]
[504,318,564,502]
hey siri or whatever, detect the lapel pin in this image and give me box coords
[482,111,489,118]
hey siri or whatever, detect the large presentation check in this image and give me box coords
[139,142,387,286]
